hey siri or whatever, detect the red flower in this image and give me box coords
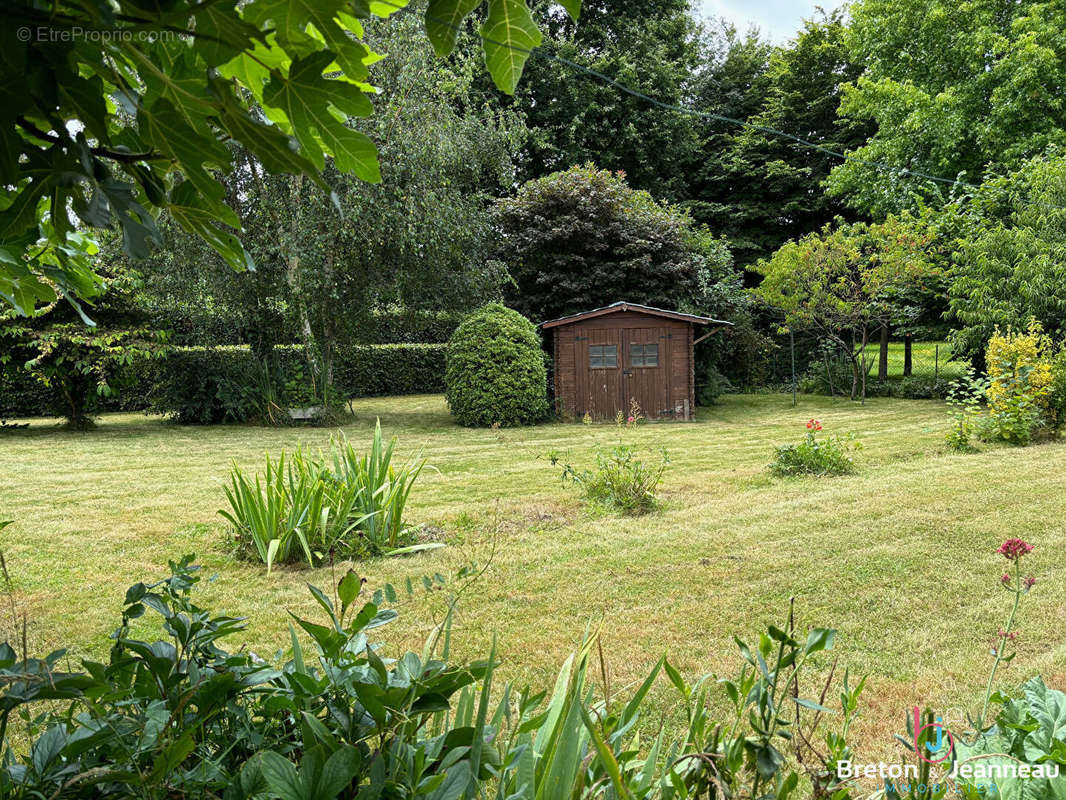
[1024,576,1037,589]
[1001,573,1011,586]
[997,539,1034,561]
[815,421,823,431]
[806,419,814,430]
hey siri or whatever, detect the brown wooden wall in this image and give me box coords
[549,311,696,420]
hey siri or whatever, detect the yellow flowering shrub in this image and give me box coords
[985,322,1053,414]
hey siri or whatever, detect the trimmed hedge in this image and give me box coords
[445,304,549,427]
[1,344,445,421]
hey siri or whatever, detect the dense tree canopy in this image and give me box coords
[494,165,732,322]
[498,0,703,199]
[689,11,870,268]
[828,0,1066,216]
[946,153,1066,361]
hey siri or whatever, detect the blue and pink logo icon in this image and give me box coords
[913,707,955,764]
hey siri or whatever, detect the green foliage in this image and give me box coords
[553,440,669,516]
[0,0,578,315]
[220,422,426,570]
[0,557,856,800]
[977,326,1053,447]
[502,0,703,199]
[945,152,1066,363]
[953,678,1066,798]
[977,366,1046,447]
[444,304,548,427]
[130,14,522,397]
[327,422,429,555]
[755,216,942,400]
[149,345,445,425]
[945,368,988,453]
[494,165,732,322]
[696,364,733,406]
[769,421,859,477]
[1048,350,1066,435]
[690,11,871,267]
[0,265,169,428]
[0,557,487,799]
[829,0,1066,216]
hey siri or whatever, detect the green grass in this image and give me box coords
[878,340,967,380]
[1,393,1065,763]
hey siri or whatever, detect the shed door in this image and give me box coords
[577,329,624,419]
[623,328,671,418]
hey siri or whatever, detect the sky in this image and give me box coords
[698,0,844,42]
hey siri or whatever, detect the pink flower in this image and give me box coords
[627,415,635,424]
[996,539,1034,562]
[1001,573,1011,586]
[1024,576,1037,590]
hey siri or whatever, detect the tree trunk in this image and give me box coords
[849,332,860,401]
[247,162,322,393]
[903,334,913,377]
[860,326,869,405]
[878,325,889,381]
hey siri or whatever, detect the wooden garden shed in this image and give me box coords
[542,302,731,421]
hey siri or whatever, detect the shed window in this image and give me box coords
[589,344,617,368]
[630,343,659,367]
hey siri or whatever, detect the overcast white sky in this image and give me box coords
[699,1,844,42]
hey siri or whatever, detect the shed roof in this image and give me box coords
[540,301,731,329]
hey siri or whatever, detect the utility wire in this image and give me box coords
[376,0,1066,213]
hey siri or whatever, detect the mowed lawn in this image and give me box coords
[2,393,1066,762]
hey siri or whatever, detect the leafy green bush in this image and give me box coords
[769,420,859,477]
[977,365,1046,446]
[151,346,262,424]
[444,304,548,427]
[554,443,669,515]
[0,557,491,799]
[945,368,988,452]
[220,422,428,570]
[696,363,733,406]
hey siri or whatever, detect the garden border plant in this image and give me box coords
[769,419,860,477]
[549,410,670,515]
[220,420,435,571]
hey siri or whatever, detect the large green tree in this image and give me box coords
[134,15,521,388]
[494,165,732,322]
[690,11,870,268]
[755,216,942,400]
[828,0,1066,216]
[684,21,773,265]
[493,0,703,199]
[0,0,578,315]
[946,152,1066,362]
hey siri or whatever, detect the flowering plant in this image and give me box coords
[768,420,860,477]
[973,538,1038,734]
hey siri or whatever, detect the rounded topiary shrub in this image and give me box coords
[445,304,549,427]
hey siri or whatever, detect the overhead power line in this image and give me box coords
[375,0,1065,212]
